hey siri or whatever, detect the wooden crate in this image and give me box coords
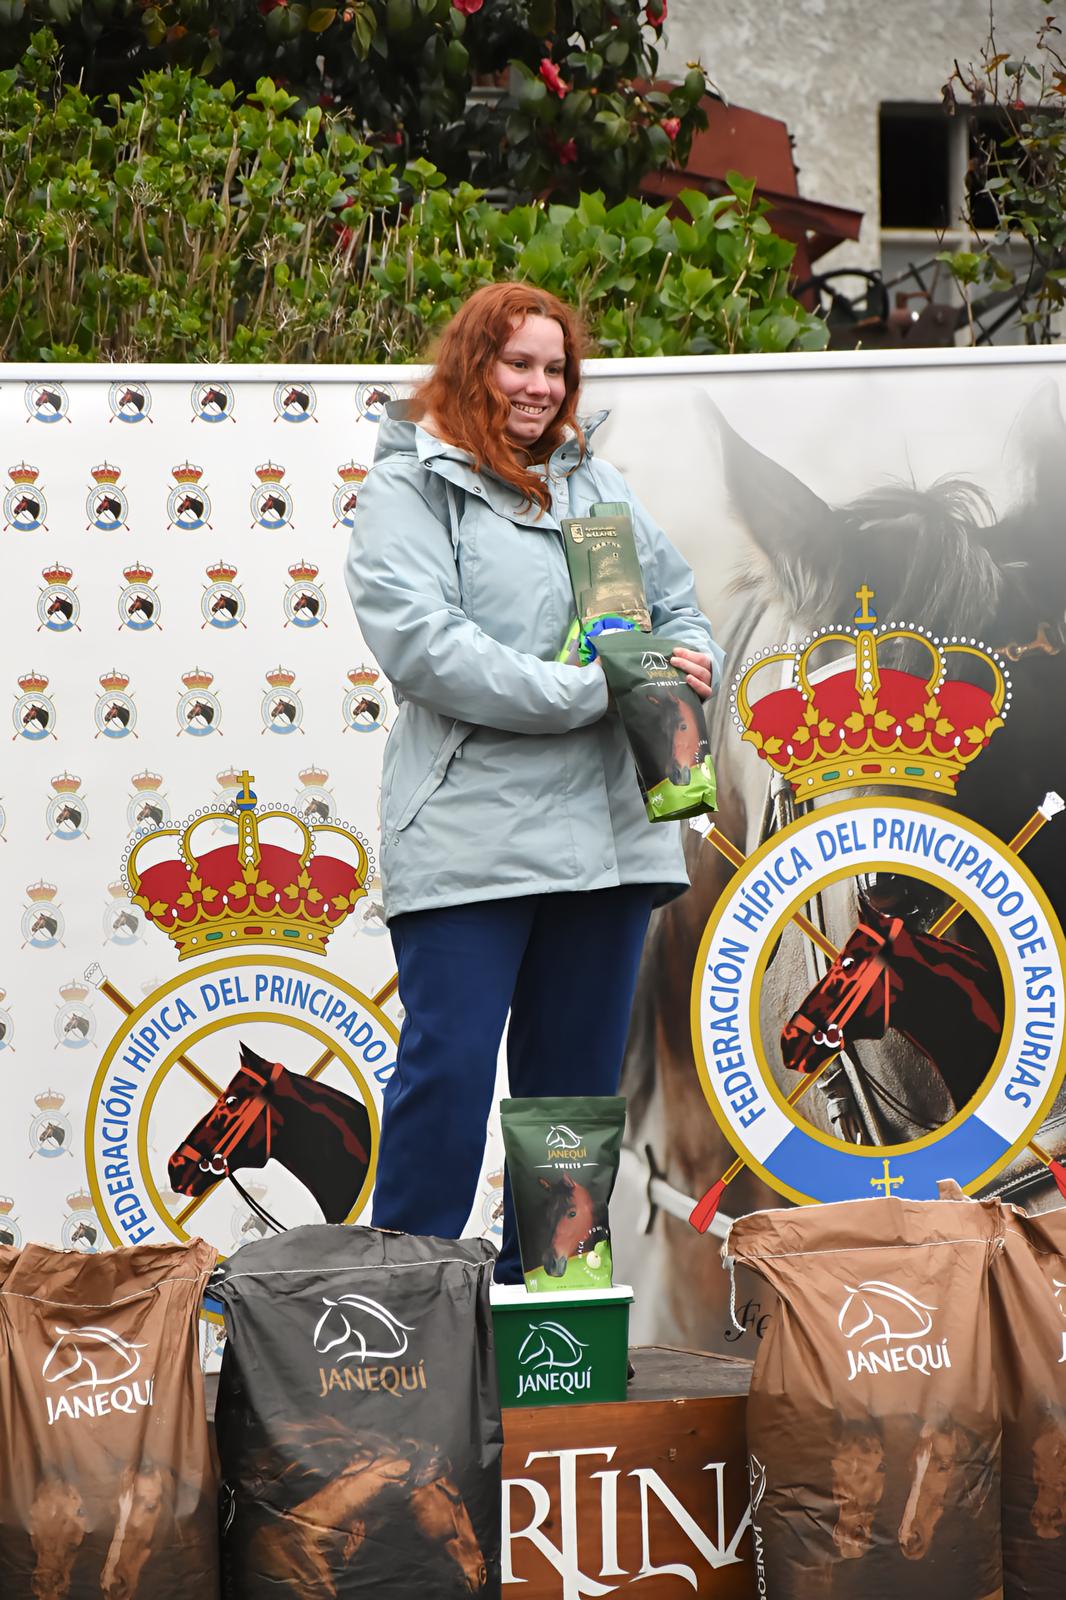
[502,1345,754,1598]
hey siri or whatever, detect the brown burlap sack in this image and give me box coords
[989,1203,1066,1599]
[0,1238,218,1600]
[728,1197,1004,1600]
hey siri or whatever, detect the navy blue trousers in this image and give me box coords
[371,885,656,1281]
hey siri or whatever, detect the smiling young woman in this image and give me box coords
[345,282,722,1280]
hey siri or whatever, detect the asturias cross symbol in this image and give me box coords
[870,1158,904,1198]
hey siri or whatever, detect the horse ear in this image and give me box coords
[990,382,1066,610]
[538,1176,551,1191]
[700,393,843,619]
[238,1039,264,1071]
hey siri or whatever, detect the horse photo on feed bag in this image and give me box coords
[500,1097,625,1292]
[211,1225,501,1599]
[728,1196,1005,1600]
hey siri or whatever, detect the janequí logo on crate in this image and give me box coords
[85,772,395,1268]
[42,1324,153,1427]
[515,1320,592,1398]
[838,1280,950,1382]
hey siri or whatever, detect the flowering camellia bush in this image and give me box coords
[0,33,827,360]
[0,0,709,202]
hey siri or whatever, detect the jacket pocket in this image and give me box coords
[388,711,475,834]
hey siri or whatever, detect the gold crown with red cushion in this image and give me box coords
[731,585,1010,799]
[124,770,370,960]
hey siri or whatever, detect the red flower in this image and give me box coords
[554,138,578,164]
[645,0,667,25]
[452,0,484,11]
[257,0,287,12]
[539,58,569,99]
[661,116,681,141]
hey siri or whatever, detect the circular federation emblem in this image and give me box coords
[201,583,245,630]
[55,1004,96,1050]
[344,679,389,734]
[262,683,303,735]
[24,382,69,424]
[61,1210,100,1252]
[332,466,367,530]
[191,381,235,423]
[30,1103,72,1158]
[168,481,212,532]
[0,1210,22,1248]
[47,792,89,841]
[86,480,129,532]
[273,382,317,424]
[21,899,64,950]
[12,689,55,741]
[0,996,14,1053]
[108,382,152,424]
[4,478,47,532]
[95,691,137,740]
[177,686,222,737]
[355,382,396,424]
[37,582,79,633]
[118,578,161,631]
[250,478,293,531]
[693,796,1066,1204]
[284,575,326,629]
[86,956,395,1258]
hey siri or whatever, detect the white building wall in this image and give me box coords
[659,1,1047,273]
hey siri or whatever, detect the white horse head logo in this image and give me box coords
[517,1321,589,1371]
[838,1281,936,1346]
[42,1325,145,1391]
[545,1125,582,1150]
[748,1454,768,1518]
[312,1294,414,1363]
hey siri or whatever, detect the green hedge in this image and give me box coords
[0,32,828,361]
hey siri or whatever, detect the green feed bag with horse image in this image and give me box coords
[595,631,717,822]
[499,1097,626,1293]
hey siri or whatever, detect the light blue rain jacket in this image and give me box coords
[345,402,723,919]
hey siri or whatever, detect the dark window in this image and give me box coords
[880,105,951,229]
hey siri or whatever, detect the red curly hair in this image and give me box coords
[412,283,587,513]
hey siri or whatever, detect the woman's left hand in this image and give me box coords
[670,647,715,701]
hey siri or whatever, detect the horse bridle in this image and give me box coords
[174,1059,288,1234]
[755,772,940,1142]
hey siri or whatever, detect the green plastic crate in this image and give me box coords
[490,1284,633,1409]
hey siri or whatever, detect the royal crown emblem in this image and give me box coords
[90,462,122,485]
[347,666,379,688]
[66,1189,94,1212]
[731,585,1010,799]
[299,765,329,788]
[216,767,243,792]
[123,561,154,586]
[182,667,214,691]
[0,1197,13,1216]
[124,770,370,960]
[288,559,319,583]
[18,671,49,694]
[42,562,73,586]
[107,880,128,900]
[51,772,82,795]
[266,665,296,688]
[9,462,39,485]
[172,461,203,484]
[26,880,58,903]
[99,669,130,693]
[131,770,163,792]
[254,461,285,484]
[58,980,89,1003]
[34,1089,64,1112]
[206,559,238,583]
[338,462,368,483]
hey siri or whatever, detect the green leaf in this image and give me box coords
[386,0,413,33]
[307,8,338,32]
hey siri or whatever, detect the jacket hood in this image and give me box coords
[373,399,609,471]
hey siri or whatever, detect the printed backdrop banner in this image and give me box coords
[2,353,1066,1366]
